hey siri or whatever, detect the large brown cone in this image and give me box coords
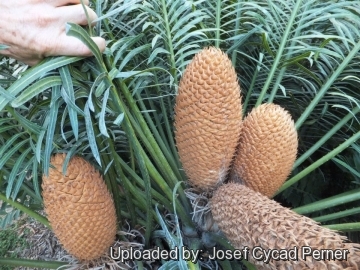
[231,103,297,197]
[42,154,117,260]
[211,183,360,269]
[174,47,242,190]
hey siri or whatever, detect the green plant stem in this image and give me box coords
[243,67,259,115]
[90,64,153,245]
[314,207,360,223]
[256,0,303,106]
[147,6,180,166]
[267,1,312,103]
[140,149,193,227]
[0,192,49,228]
[135,93,182,180]
[161,0,177,78]
[145,95,171,153]
[230,1,243,67]
[118,156,172,207]
[117,80,190,211]
[0,258,67,269]
[146,36,183,172]
[293,106,360,170]
[107,143,137,226]
[323,222,360,232]
[114,105,153,245]
[293,188,360,215]
[295,40,360,129]
[277,130,360,194]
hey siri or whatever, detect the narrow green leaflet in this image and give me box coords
[0,85,15,102]
[88,72,107,108]
[43,86,61,176]
[11,76,62,108]
[115,71,154,79]
[0,133,25,163]
[32,157,41,199]
[147,48,170,64]
[7,107,42,135]
[65,23,104,68]
[36,115,49,163]
[332,157,360,178]
[60,87,84,116]
[60,66,79,140]
[155,205,177,249]
[95,81,107,98]
[95,1,141,21]
[99,88,110,138]
[0,56,81,111]
[296,40,360,129]
[0,140,28,176]
[6,148,31,199]
[63,143,84,175]
[118,44,151,71]
[84,101,101,166]
[0,125,17,134]
[114,112,125,126]
[0,209,21,229]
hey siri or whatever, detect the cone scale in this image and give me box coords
[42,154,117,261]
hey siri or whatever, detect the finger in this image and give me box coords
[56,4,98,25]
[54,0,89,7]
[45,36,106,57]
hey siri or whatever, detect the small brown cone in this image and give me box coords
[42,154,117,261]
[211,183,360,269]
[174,47,242,190]
[231,103,297,197]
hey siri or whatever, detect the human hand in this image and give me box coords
[0,0,105,66]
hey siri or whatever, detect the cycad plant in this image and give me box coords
[0,0,360,269]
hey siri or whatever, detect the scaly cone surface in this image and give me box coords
[231,103,298,197]
[42,154,117,261]
[174,47,242,190]
[211,183,360,269]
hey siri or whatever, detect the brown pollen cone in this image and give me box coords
[42,154,117,261]
[174,47,242,190]
[231,103,298,197]
[211,183,360,269]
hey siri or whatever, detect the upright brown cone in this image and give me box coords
[231,103,297,197]
[42,154,117,261]
[211,183,360,269]
[174,47,242,190]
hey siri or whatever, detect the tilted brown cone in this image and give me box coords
[174,47,242,190]
[231,103,297,197]
[211,183,360,269]
[42,154,117,261]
